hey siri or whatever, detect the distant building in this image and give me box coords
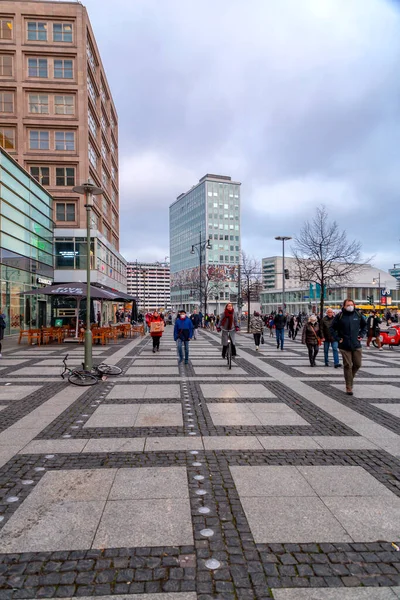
[169,174,241,313]
[0,147,54,335]
[389,264,400,289]
[127,262,171,313]
[262,256,299,290]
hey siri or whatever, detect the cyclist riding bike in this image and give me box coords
[216,302,240,358]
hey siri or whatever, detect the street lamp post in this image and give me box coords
[275,236,292,315]
[190,231,212,313]
[72,179,103,371]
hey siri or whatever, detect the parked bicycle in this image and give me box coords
[61,354,122,386]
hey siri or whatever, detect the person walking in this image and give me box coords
[321,308,340,368]
[288,315,295,339]
[148,310,164,353]
[174,310,193,364]
[274,309,286,350]
[250,311,264,351]
[330,298,367,395]
[217,302,239,358]
[366,310,382,350]
[302,315,321,366]
[209,314,215,331]
[0,309,5,358]
[190,309,201,340]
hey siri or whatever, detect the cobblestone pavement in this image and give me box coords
[1,329,400,599]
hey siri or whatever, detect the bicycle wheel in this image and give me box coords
[227,342,232,370]
[68,371,98,386]
[96,364,122,376]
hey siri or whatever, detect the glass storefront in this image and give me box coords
[0,148,54,335]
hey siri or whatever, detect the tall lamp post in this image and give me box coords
[190,231,212,313]
[72,179,103,371]
[275,236,292,315]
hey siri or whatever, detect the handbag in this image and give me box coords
[261,335,265,344]
[312,326,322,346]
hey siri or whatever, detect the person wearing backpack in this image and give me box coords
[174,310,194,364]
[330,299,367,395]
[0,309,6,358]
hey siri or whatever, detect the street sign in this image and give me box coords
[303,296,309,299]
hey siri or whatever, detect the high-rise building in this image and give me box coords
[127,262,171,313]
[169,174,241,313]
[262,256,299,290]
[0,0,126,292]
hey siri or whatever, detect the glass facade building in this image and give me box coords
[0,147,54,335]
[169,174,241,312]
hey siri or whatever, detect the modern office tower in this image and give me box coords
[0,0,126,292]
[127,261,171,313]
[0,147,54,335]
[262,256,299,290]
[169,174,241,313]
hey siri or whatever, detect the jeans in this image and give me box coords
[177,339,189,363]
[307,343,319,365]
[324,340,340,366]
[276,328,284,349]
[193,328,198,340]
[340,348,362,389]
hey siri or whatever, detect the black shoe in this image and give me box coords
[334,364,341,368]
[152,349,156,353]
[346,390,353,396]
[277,343,279,349]
[324,363,329,367]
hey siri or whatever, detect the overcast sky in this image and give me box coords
[83,0,400,269]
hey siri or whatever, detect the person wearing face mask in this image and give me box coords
[174,310,194,364]
[330,299,367,395]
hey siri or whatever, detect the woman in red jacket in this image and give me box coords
[148,310,164,353]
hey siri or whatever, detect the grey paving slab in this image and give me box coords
[84,405,140,427]
[145,437,204,451]
[66,595,198,600]
[126,366,180,375]
[110,466,189,500]
[372,403,400,417]
[0,500,105,553]
[83,438,146,453]
[106,385,147,399]
[194,366,247,375]
[257,436,320,450]
[0,385,42,400]
[241,496,352,543]
[144,384,181,398]
[207,402,308,426]
[135,403,183,427]
[0,359,28,365]
[10,367,64,375]
[293,366,343,375]
[207,403,262,426]
[0,445,21,468]
[133,359,178,366]
[203,436,263,450]
[20,439,88,454]
[362,368,400,376]
[93,498,193,548]
[332,384,400,399]
[230,466,316,497]
[200,383,275,398]
[249,403,309,426]
[28,469,117,502]
[297,465,393,497]
[0,428,43,446]
[312,436,380,449]
[322,495,400,542]
[271,588,399,599]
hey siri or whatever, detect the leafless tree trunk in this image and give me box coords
[292,206,370,317]
[240,252,262,332]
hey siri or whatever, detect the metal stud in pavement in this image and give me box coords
[205,558,221,570]
[198,506,210,514]
[200,528,214,537]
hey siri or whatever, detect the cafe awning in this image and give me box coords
[21,283,117,299]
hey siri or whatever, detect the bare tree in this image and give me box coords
[240,252,262,332]
[292,206,370,317]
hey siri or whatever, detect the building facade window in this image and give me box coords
[87,75,96,103]
[0,20,12,40]
[110,140,115,155]
[54,59,73,79]
[56,202,75,222]
[54,94,74,115]
[100,84,106,104]
[53,23,73,42]
[29,130,49,150]
[0,54,12,77]
[0,127,15,150]
[30,166,49,186]
[102,170,109,189]
[27,22,47,41]
[28,93,48,114]
[101,139,107,161]
[101,113,107,130]
[88,143,97,168]
[111,165,116,180]
[28,58,48,78]
[87,42,96,69]
[56,167,75,186]
[55,131,75,151]
[0,91,13,112]
[88,110,97,136]
[111,188,117,205]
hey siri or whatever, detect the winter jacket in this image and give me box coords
[274,314,286,330]
[0,313,5,341]
[219,312,239,331]
[250,316,264,334]
[366,315,381,337]
[174,316,194,342]
[330,309,367,351]
[190,313,201,328]
[302,322,321,345]
[321,315,335,342]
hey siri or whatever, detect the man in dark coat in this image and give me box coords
[330,299,367,395]
[321,308,340,368]
[274,309,287,350]
[190,310,201,340]
[366,310,382,350]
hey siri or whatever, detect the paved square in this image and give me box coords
[207,402,308,426]
[194,366,247,375]
[0,385,42,400]
[107,384,181,399]
[84,403,183,427]
[200,383,275,398]
[332,384,400,398]
[372,403,400,417]
[361,368,400,376]
[126,366,180,375]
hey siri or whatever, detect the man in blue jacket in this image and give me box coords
[174,310,194,364]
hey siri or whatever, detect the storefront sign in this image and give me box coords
[37,277,53,285]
